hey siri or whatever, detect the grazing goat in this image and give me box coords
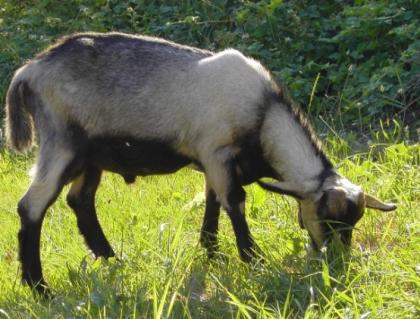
[5,32,396,295]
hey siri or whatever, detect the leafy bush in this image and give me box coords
[0,0,418,132]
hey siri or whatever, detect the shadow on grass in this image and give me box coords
[1,245,355,318]
[177,244,354,318]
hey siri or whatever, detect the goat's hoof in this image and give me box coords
[25,279,53,300]
[207,251,228,264]
[91,247,115,260]
[200,237,219,258]
[239,249,254,263]
[204,244,220,258]
[239,246,264,264]
[206,249,216,259]
[37,286,54,300]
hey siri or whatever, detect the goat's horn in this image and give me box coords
[364,193,397,211]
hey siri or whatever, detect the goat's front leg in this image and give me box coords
[200,179,221,258]
[67,166,115,259]
[224,184,256,261]
[202,148,256,262]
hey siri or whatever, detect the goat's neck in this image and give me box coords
[260,104,330,194]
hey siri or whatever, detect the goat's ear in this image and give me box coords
[364,193,397,211]
[257,180,303,200]
[298,208,304,229]
[325,187,347,217]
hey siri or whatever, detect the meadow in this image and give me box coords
[0,139,418,318]
[0,1,419,318]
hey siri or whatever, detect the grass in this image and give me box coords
[0,140,418,318]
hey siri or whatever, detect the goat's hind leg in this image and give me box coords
[67,166,115,259]
[17,147,82,295]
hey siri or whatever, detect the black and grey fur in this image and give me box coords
[5,32,396,295]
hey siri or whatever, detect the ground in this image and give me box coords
[0,141,418,318]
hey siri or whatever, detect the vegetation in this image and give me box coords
[0,141,419,318]
[0,1,419,318]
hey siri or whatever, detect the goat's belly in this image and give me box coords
[87,136,192,176]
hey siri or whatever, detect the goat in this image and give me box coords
[5,32,396,295]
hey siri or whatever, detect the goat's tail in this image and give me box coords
[5,69,36,152]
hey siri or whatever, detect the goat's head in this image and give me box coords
[258,174,396,251]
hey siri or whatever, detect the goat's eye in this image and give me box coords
[316,193,329,219]
[317,206,329,220]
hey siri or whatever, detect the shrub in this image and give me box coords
[1,0,418,131]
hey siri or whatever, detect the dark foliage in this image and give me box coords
[1,0,418,131]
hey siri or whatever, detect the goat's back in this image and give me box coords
[10,32,275,157]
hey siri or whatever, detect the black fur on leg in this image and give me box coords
[66,166,115,258]
[224,159,257,262]
[200,187,221,258]
[226,187,256,262]
[17,203,50,296]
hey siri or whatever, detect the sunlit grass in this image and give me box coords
[0,140,418,318]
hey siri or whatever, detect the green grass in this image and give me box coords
[0,2,418,317]
[0,141,418,318]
